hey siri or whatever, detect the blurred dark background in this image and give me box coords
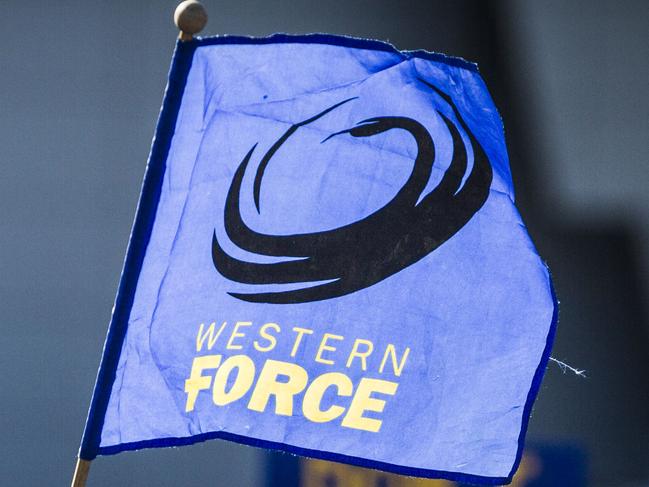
[1,1,647,486]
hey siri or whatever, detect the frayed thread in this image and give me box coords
[549,357,587,377]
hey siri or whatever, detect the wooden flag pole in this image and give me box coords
[69,3,207,487]
[71,459,91,487]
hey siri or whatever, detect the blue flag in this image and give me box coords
[80,34,556,485]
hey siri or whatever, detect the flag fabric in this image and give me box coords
[80,34,557,485]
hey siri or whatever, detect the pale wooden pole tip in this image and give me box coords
[70,458,91,487]
[174,1,208,41]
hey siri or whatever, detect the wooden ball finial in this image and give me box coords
[174,1,208,41]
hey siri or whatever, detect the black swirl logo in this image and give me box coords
[211,78,493,304]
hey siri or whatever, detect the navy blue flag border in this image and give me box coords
[79,34,558,486]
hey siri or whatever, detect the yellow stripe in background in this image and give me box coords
[301,459,456,487]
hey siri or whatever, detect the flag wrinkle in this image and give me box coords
[206,107,432,164]
[196,34,479,73]
[144,134,207,411]
[206,56,410,112]
[217,98,425,149]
